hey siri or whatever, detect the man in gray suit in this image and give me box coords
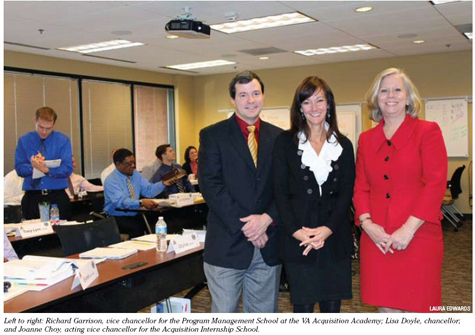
[198,71,282,313]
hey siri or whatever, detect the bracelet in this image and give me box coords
[402,224,414,237]
[359,216,372,225]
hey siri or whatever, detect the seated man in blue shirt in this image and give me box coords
[15,107,73,220]
[104,148,174,238]
[150,144,195,198]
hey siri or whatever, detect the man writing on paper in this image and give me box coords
[198,71,282,313]
[15,107,73,220]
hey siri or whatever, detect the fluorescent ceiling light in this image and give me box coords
[166,60,236,70]
[355,7,373,13]
[211,12,315,34]
[464,32,473,40]
[412,40,426,44]
[431,1,461,4]
[295,44,377,56]
[58,40,144,54]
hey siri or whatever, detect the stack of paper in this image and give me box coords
[109,240,156,251]
[4,286,28,302]
[79,247,137,260]
[4,255,75,291]
[152,199,177,207]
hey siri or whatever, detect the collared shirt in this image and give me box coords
[100,163,115,185]
[3,170,24,205]
[4,229,19,261]
[103,169,166,217]
[66,173,104,198]
[15,130,73,191]
[235,115,261,144]
[150,163,196,197]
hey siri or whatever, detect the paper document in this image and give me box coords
[152,199,177,207]
[79,247,138,260]
[4,256,75,291]
[110,240,156,251]
[32,159,61,179]
[133,234,180,243]
[183,229,206,243]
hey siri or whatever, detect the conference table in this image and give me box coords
[4,243,205,313]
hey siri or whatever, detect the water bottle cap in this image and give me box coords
[159,216,164,220]
[51,204,58,207]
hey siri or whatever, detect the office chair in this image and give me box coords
[4,205,23,223]
[442,165,465,231]
[53,217,121,256]
[87,191,107,220]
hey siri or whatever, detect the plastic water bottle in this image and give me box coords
[155,216,167,252]
[50,204,60,225]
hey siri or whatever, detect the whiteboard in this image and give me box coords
[260,107,290,130]
[336,104,362,153]
[225,107,291,130]
[425,98,468,157]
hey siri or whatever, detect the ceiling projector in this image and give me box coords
[165,20,210,39]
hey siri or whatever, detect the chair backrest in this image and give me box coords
[54,217,121,256]
[4,205,23,223]
[87,191,105,213]
[449,165,466,199]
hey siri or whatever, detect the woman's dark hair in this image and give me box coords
[184,146,197,164]
[289,76,342,143]
[229,70,264,99]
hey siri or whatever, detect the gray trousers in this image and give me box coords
[204,247,281,313]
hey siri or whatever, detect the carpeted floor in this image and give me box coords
[141,218,472,313]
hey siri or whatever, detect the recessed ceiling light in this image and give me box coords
[166,35,179,39]
[413,40,426,44]
[259,57,270,60]
[58,40,144,54]
[211,12,316,34]
[355,7,373,13]
[294,44,377,56]
[166,60,236,70]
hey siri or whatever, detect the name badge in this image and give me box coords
[167,233,200,255]
[71,260,99,290]
[19,222,54,238]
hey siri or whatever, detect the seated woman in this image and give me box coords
[182,146,198,179]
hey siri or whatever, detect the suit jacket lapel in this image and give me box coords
[228,116,256,171]
[257,121,273,173]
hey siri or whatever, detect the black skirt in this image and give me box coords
[285,245,353,304]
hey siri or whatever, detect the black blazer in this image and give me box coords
[182,161,194,176]
[198,115,283,269]
[273,131,355,264]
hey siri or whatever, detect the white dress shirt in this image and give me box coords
[100,163,116,185]
[66,173,104,198]
[3,170,24,205]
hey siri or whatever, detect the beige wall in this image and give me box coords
[192,50,473,214]
[4,50,472,213]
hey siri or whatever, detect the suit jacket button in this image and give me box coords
[301,164,306,169]
[297,150,303,156]
[386,193,391,199]
[307,189,313,195]
[303,176,309,181]
[384,175,389,180]
[333,177,338,182]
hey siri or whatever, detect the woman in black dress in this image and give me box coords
[273,76,355,313]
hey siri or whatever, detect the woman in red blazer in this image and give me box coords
[354,68,447,312]
[273,77,355,313]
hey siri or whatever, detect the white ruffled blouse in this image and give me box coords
[298,125,343,194]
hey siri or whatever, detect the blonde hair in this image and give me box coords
[365,68,421,123]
